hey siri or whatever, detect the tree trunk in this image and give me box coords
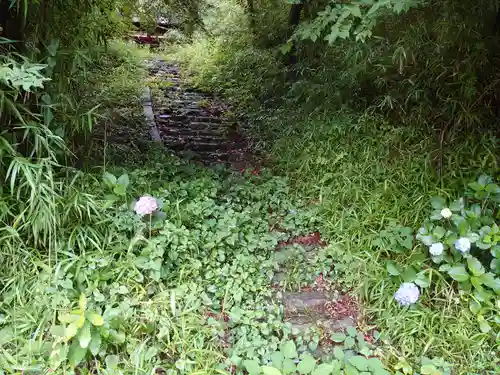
[494,6,500,34]
[0,0,25,49]
[285,3,305,67]
[247,0,256,31]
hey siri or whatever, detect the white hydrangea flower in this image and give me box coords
[394,282,420,306]
[134,196,158,216]
[440,208,452,219]
[429,242,444,256]
[455,237,471,253]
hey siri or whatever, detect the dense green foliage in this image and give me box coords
[169,0,500,374]
[2,0,500,374]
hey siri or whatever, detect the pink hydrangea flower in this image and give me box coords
[134,196,158,216]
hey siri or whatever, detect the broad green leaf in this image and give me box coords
[473,286,493,302]
[333,346,344,360]
[297,354,316,374]
[311,363,334,375]
[346,326,356,337]
[344,364,360,375]
[117,173,129,188]
[490,246,500,258]
[271,351,284,368]
[113,184,127,196]
[278,42,292,55]
[478,174,492,186]
[117,285,129,294]
[244,360,261,375]
[386,261,400,276]
[458,220,469,235]
[49,325,65,338]
[346,5,362,18]
[89,328,101,356]
[282,359,296,374]
[448,266,470,282]
[65,323,79,341]
[467,257,485,276]
[394,359,413,373]
[367,357,385,371]
[106,354,119,370]
[282,340,297,359]
[415,271,430,288]
[86,312,104,326]
[479,273,500,292]
[103,172,117,188]
[262,367,282,375]
[330,332,346,342]
[420,364,438,375]
[349,356,369,371]
[58,313,80,325]
[68,339,87,367]
[430,196,446,209]
[433,226,446,239]
[468,182,483,192]
[401,266,417,282]
[471,276,483,289]
[479,320,491,333]
[469,299,481,314]
[103,195,118,209]
[78,321,91,348]
[344,336,355,349]
[308,341,318,352]
[76,314,85,328]
[476,240,491,250]
[485,183,500,193]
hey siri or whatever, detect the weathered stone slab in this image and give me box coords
[283,291,328,314]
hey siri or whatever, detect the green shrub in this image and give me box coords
[408,175,500,332]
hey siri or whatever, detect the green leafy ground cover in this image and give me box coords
[165,2,500,374]
[2,40,404,375]
[2,0,500,374]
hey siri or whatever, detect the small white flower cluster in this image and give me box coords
[134,196,158,216]
[428,237,472,257]
[394,282,420,306]
[440,208,452,219]
[429,242,444,256]
[455,237,471,253]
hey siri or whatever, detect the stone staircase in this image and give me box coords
[145,59,256,168]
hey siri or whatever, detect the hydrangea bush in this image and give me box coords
[411,175,500,332]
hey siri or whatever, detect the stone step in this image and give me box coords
[157,120,225,132]
[164,140,231,153]
[156,114,225,124]
[282,291,357,336]
[161,133,225,144]
[157,108,209,117]
[148,59,256,169]
[160,127,224,138]
[285,314,355,333]
[283,291,328,314]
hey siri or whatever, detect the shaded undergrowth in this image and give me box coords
[166,2,500,373]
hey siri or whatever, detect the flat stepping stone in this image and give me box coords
[283,291,328,314]
[286,314,355,333]
[283,291,357,334]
